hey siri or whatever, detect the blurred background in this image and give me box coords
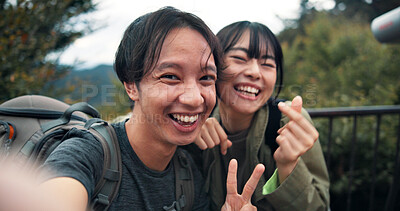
[1,0,399,210]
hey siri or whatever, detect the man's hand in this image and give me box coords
[222,159,265,211]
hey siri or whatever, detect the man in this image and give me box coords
[0,7,265,211]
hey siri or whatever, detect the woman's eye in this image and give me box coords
[231,56,246,61]
[261,63,276,68]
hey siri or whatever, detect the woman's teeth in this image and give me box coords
[236,85,259,97]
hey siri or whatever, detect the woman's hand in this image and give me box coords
[274,96,319,183]
[194,117,232,155]
[221,159,265,211]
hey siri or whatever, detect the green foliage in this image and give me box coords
[279,9,400,211]
[280,12,400,107]
[96,78,132,121]
[0,0,97,103]
[331,0,400,21]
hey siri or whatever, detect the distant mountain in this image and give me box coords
[49,64,122,106]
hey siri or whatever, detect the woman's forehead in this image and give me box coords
[230,32,274,57]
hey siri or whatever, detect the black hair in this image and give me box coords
[114,6,223,87]
[216,21,283,99]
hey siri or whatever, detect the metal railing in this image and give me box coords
[307,105,400,211]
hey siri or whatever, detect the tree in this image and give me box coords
[332,0,400,21]
[278,0,400,45]
[0,0,97,103]
[278,10,400,211]
[280,11,400,107]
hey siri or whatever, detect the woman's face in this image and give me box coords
[129,27,217,146]
[217,30,277,116]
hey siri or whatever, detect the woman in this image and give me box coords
[192,21,330,210]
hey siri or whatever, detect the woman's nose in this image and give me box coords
[244,60,261,79]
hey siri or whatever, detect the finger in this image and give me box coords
[277,97,301,134]
[194,136,208,150]
[213,121,230,155]
[285,121,318,148]
[275,135,297,163]
[277,124,287,134]
[278,102,311,130]
[220,139,231,155]
[227,140,233,148]
[278,127,304,156]
[226,159,238,195]
[241,164,265,202]
[221,140,233,155]
[291,96,303,114]
[200,127,216,149]
[208,124,221,146]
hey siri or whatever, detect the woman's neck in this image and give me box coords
[218,101,254,134]
[125,115,176,172]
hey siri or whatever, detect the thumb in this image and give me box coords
[291,96,302,113]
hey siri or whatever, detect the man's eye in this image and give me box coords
[161,75,179,80]
[200,75,216,81]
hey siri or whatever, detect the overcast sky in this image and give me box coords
[58,0,335,69]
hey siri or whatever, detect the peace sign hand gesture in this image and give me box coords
[221,159,265,211]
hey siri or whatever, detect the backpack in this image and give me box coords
[264,99,285,154]
[0,95,122,210]
[0,95,194,211]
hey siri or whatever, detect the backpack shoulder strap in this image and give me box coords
[265,99,284,154]
[86,119,122,211]
[163,149,194,211]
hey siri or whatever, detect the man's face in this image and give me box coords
[129,27,217,146]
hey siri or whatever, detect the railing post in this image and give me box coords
[369,114,381,211]
[307,105,400,211]
[326,117,333,168]
[384,114,400,211]
[347,115,358,211]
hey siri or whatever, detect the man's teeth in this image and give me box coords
[237,86,259,95]
[172,114,199,123]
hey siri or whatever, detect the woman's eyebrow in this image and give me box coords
[229,47,275,60]
[228,47,248,53]
[261,55,275,60]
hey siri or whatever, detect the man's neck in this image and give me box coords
[125,116,176,172]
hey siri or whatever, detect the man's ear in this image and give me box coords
[124,82,139,101]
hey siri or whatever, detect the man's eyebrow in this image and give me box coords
[156,62,216,73]
[204,64,217,72]
[155,62,178,71]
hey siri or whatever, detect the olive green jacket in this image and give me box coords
[202,102,330,211]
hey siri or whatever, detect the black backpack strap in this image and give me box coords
[163,150,194,211]
[41,102,99,132]
[265,99,284,154]
[86,120,122,211]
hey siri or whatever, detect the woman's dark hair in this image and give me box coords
[114,6,223,87]
[216,21,284,99]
